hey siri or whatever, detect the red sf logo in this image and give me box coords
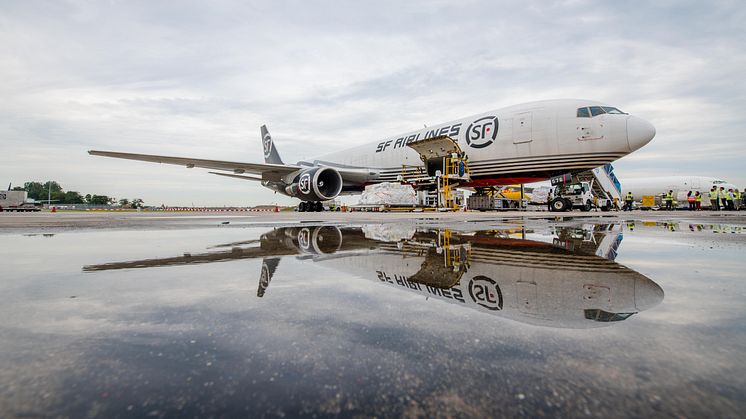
[466,116,498,148]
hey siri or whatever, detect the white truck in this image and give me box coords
[548,173,616,212]
[0,191,42,212]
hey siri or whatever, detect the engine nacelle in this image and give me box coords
[285,167,343,201]
[280,226,343,255]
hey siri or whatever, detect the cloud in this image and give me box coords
[1,1,745,204]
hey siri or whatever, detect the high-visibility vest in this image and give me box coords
[727,192,734,201]
[687,195,695,203]
[625,193,633,202]
[665,192,673,201]
[696,195,702,202]
[735,191,742,200]
[709,190,718,200]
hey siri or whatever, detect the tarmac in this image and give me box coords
[2,209,746,231]
[1,209,745,417]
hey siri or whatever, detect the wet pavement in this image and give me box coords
[1,216,745,417]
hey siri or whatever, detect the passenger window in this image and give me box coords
[577,107,590,118]
[589,106,606,116]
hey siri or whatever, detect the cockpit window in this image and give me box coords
[589,106,606,116]
[579,106,627,117]
[601,106,627,114]
[584,309,635,322]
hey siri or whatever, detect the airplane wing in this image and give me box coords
[88,150,300,181]
[89,150,375,184]
[208,171,263,181]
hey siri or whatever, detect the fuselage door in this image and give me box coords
[513,112,533,144]
[578,107,606,141]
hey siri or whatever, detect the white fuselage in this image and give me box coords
[301,99,655,188]
[623,176,738,205]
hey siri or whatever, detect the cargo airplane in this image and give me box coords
[89,99,656,211]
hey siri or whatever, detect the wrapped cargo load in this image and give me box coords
[358,183,417,206]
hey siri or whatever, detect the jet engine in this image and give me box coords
[283,226,343,255]
[285,167,343,201]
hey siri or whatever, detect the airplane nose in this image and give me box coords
[626,116,656,151]
[634,277,664,312]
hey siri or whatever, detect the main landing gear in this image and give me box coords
[298,201,324,212]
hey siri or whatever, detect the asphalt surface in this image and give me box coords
[1,211,745,418]
[2,209,746,231]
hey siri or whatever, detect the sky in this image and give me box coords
[1,0,745,206]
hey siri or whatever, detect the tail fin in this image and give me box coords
[261,125,284,165]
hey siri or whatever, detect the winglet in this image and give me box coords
[261,125,284,165]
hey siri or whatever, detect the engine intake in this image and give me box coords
[285,167,343,201]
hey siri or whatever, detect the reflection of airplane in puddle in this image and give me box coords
[623,220,745,234]
[83,224,663,328]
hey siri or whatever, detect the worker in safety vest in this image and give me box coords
[709,187,719,210]
[686,191,696,211]
[695,191,702,211]
[624,192,634,211]
[735,189,742,211]
[720,187,728,210]
[664,190,674,210]
[727,189,735,211]
[710,186,720,211]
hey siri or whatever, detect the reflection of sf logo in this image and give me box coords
[298,228,311,250]
[468,275,503,310]
[466,116,498,148]
[298,173,311,195]
[263,133,273,158]
[258,263,271,297]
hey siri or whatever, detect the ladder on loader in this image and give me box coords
[406,135,471,210]
[439,229,471,271]
[575,163,622,210]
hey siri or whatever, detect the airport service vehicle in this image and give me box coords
[550,180,596,212]
[467,186,527,210]
[0,190,42,212]
[622,176,737,208]
[547,166,620,212]
[89,99,655,212]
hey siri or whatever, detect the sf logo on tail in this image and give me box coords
[263,133,273,158]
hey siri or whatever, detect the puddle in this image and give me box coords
[1,221,744,417]
[82,225,661,328]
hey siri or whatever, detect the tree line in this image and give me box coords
[10,181,144,207]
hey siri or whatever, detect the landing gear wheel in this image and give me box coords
[551,198,568,212]
[581,200,592,212]
[298,202,307,212]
